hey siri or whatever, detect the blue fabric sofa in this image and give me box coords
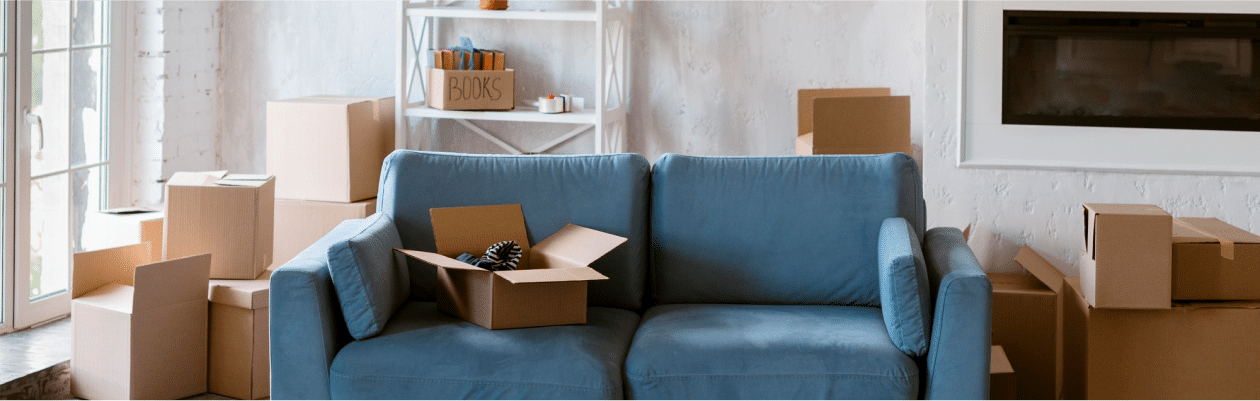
[270,150,991,400]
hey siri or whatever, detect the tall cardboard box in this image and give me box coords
[988,246,1065,400]
[266,96,394,203]
[71,244,211,400]
[165,171,275,279]
[273,198,377,266]
[990,345,1017,401]
[1172,217,1260,300]
[208,274,271,400]
[1062,276,1260,399]
[396,204,625,329]
[794,88,911,156]
[1079,203,1172,309]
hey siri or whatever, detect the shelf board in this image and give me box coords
[404,7,597,22]
[405,105,598,124]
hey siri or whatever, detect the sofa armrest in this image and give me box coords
[270,218,375,399]
[920,227,992,400]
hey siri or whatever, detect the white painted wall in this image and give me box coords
[925,1,1260,275]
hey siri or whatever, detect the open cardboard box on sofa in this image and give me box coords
[396,204,626,330]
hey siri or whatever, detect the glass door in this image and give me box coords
[12,0,119,329]
[0,1,14,334]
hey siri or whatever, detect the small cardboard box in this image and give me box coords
[988,246,1065,400]
[426,68,515,111]
[71,244,211,400]
[273,198,377,266]
[395,204,625,329]
[1079,203,1172,309]
[165,171,275,279]
[990,345,1017,401]
[1062,276,1260,399]
[266,96,394,203]
[1172,217,1260,300]
[795,88,911,155]
[208,272,271,400]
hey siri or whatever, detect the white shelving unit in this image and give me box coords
[396,1,631,154]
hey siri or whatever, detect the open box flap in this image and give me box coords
[132,253,212,312]
[215,174,275,187]
[529,223,627,270]
[1015,245,1066,294]
[72,242,152,298]
[166,170,228,186]
[430,204,532,269]
[394,249,489,272]
[1173,217,1260,260]
[495,266,609,284]
[1083,203,1169,216]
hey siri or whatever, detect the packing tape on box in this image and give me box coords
[1175,218,1235,260]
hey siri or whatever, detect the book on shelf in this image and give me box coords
[428,48,506,70]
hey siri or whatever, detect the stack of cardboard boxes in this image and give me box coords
[266,96,394,267]
[988,203,1260,400]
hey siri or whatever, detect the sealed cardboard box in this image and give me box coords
[794,88,910,155]
[208,273,271,400]
[426,68,515,111]
[274,198,377,266]
[266,96,394,203]
[396,204,625,329]
[990,345,1017,401]
[989,246,1064,400]
[1062,276,1260,399]
[1172,217,1260,300]
[1079,203,1171,309]
[71,244,211,400]
[165,171,275,279]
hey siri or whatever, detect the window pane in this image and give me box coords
[72,166,105,252]
[32,1,68,51]
[31,51,68,176]
[71,1,106,47]
[30,174,67,301]
[70,48,104,167]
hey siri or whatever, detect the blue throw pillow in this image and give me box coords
[327,213,410,340]
[878,217,932,357]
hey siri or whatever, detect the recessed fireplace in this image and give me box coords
[1002,10,1260,132]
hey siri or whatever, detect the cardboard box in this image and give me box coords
[1062,276,1260,399]
[71,244,211,400]
[266,96,394,203]
[165,171,275,279]
[988,246,1065,400]
[990,345,1017,401]
[208,273,271,400]
[90,208,164,262]
[794,88,911,155]
[395,204,625,329]
[273,198,377,266]
[1172,217,1260,300]
[1079,203,1172,309]
[426,68,515,111]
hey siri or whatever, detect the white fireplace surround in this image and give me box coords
[960,1,1260,175]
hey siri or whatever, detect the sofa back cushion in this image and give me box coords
[651,153,924,306]
[378,150,651,311]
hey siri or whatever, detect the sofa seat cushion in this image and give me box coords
[625,304,919,399]
[330,301,640,399]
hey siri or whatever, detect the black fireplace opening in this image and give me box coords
[1003,10,1260,132]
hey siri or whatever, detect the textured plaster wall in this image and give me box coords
[924,1,1260,275]
[218,1,395,174]
[212,1,925,166]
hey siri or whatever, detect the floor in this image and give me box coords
[0,317,242,400]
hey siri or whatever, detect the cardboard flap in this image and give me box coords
[797,88,891,136]
[430,204,532,268]
[132,253,211,311]
[495,266,609,284]
[1015,246,1066,294]
[529,224,627,269]
[1174,217,1260,260]
[208,278,270,309]
[1083,203,1168,216]
[394,249,490,273]
[215,174,275,187]
[167,170,227,186]
[72,243,153,298]
[812,96,911,155]
[72,282,135,313]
